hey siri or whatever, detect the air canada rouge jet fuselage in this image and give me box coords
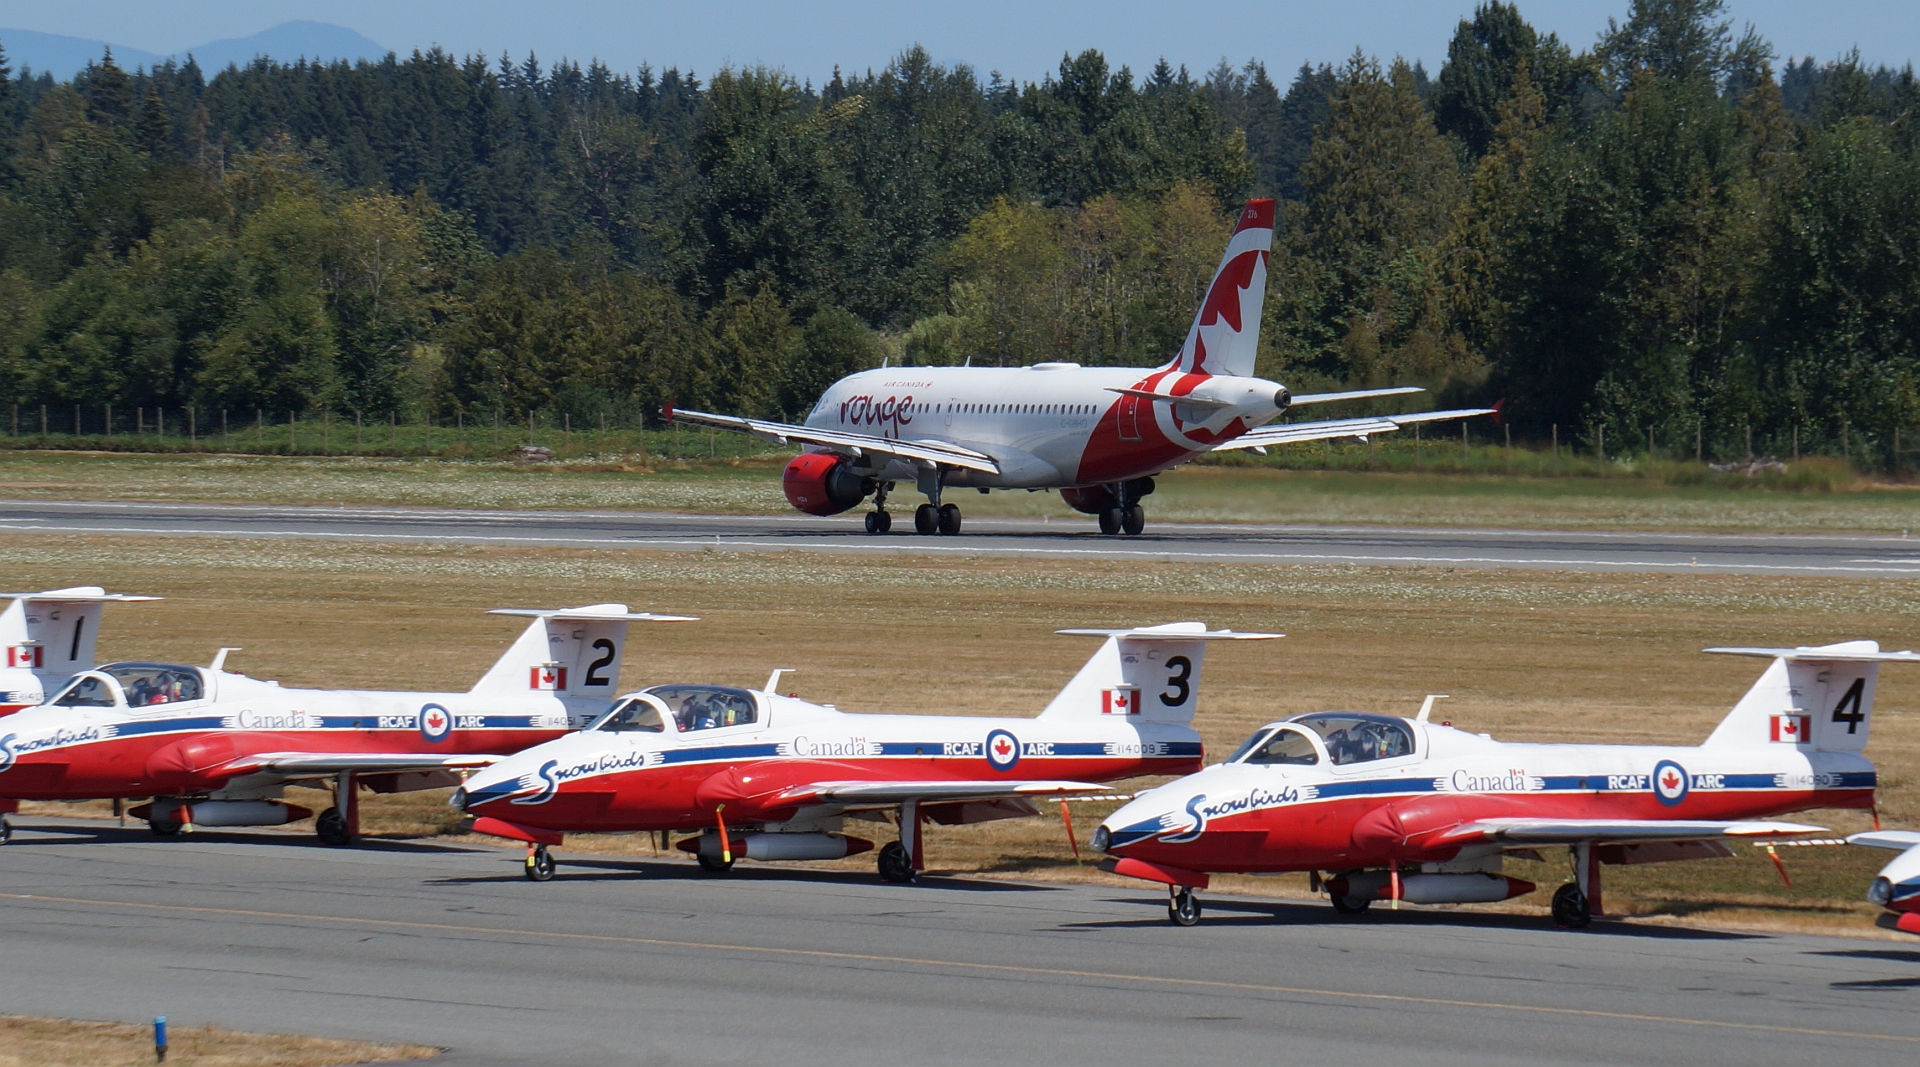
[1095,642,1910,928]
[672,200,1489,537]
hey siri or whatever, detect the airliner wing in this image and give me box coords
[1210,407,1495,453]
[217,752,505,776]
[667,408,1001,474]
[773,779,1108,806]
[1455,818,1826,845]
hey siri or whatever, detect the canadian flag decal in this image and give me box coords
[530,665,567,691]
[1770,714,1810,742]
[7,644,42,669]
[1102,688,1138,715]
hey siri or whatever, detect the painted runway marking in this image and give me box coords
[6,522,1920,575]
[7,892,1917,1046]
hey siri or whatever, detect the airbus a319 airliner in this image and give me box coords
[671,199,1490,537]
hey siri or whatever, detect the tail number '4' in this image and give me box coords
[1832,676,1867,733]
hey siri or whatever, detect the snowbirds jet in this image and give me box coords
[0,603,691,845]
[455,623,1276,883]
[2,587,162,716]
[668,199,1490,538]
[1847,829,1920,935]
[1093,641,1913,928]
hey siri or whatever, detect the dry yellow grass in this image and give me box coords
[5,532,1917,936]
[0,1015,435,1067]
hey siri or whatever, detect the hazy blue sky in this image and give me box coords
[1,1,1912,82]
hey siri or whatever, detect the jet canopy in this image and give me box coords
[644,684,760,732]
[51,662,206,709]
[1227,712,1418,767]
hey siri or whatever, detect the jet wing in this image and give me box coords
[667,408,1001,474]
[216,752,505,777]
[1211,407,1495,453]
[772,780,1109,806]
[1848,830,1920,851]
[1455,818,1825,845]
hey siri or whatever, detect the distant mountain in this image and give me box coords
[0,20,388,80]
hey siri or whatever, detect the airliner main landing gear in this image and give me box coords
[1073,478,1154,536]
[912,472,962,536]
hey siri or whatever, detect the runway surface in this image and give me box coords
[2,819,1918,1067]
[6,498,1920,576]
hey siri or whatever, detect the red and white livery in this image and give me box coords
[0,603,691,845]
[0,587,162,716]
[455,623,1275,883]
[1094,641,1913,928]
[1848,829,1920,935]
[671,199,1489,537]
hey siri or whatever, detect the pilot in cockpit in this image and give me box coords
[678,695,718,732]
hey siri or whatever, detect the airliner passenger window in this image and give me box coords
[1288,713,1415,765]
[647,685,759,732]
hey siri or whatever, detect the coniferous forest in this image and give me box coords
[2,0,1918,463]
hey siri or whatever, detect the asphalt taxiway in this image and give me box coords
[1,818,1917,1067]
[6,498,1920,576]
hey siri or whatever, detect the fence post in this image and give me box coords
[323,411,329,452]
[1696,420,1703,463]
[41,404,47,437]
[1793,424,1799,461]
[492,411,499,447]
[1597,425,1604,462]
[137,406,144,435]
[527,410,534,445]
[1461,420,1468,461]
[1745,424,1752,459]
[355,412,362,453]
[563,413,570,448]
[1647,426,1654,460]
[106,404,112,438]
[423,412,431,457]
[1503,422,1510,468]
[73,404,80,437]
[1413,422,1421,467]
[222,410,228,445]
[10,405,16,439]
[290,412,297,452]
[256,409,264,449]
[1551,423,1557,462]
[188,406,195,445]
[1842,420,1849,463]
[389,411,397,449]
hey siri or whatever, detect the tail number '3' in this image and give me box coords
[1160,656,1192,707]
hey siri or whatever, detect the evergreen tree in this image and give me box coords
[1433,2,1539,157]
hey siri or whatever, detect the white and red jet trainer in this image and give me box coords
[1847,830,1920,935]
[455,623,1275,883]
[0,603,690,845]
[1,587,162,716]
[1094,641,1914,928]
[670,199,1490,538]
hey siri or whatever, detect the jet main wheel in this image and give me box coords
[696,850,735,873]
[1121,504,1145,536]
[937,503,962,536]
[1329,893,1371,915]
[1098,507,1122,535]
[1550,883,1591,928]
[914,503,939,535]
[864,510,892,534]
[876,840,917,883]
[0,815,11,844]
[315,806,351,847]
[525,844,556,881]
[1168,886,1201,926]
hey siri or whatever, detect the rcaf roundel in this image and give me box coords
[1652,759,1690,807]
[419,702,453,743]
[985,728,1020,772]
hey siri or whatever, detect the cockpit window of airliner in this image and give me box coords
[1288,713,1414,765]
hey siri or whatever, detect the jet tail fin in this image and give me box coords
[470,605,696,698]
[1168,200,1274,379]
[1037,623,1279,723]
[0,587,163,709]
[1701,642,1920,752]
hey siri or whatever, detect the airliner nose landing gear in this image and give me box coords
[864,483,893,534]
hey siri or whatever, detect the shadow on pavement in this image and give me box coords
[428,857,1067,893]
[1062,894,1761,939]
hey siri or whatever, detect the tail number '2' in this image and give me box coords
[1160,656,1192,707]
[585,639,617,687]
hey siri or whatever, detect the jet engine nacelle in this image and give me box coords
[1326,871,1536,905]
[783,453,870,516]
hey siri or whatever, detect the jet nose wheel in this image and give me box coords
[315,806,351,847]
[877,840,918,883]
[1121,505,1145,536]
[937,503,962,535]
[914,503,939,535]
[1168,886,1202,926]
[0,815,11,844]
[525,844,557,881]
[1551,883,1591,928]
[864,509,892,534]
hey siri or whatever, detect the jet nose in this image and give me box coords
[448,787,468,812]
[1090,825,1112,854]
